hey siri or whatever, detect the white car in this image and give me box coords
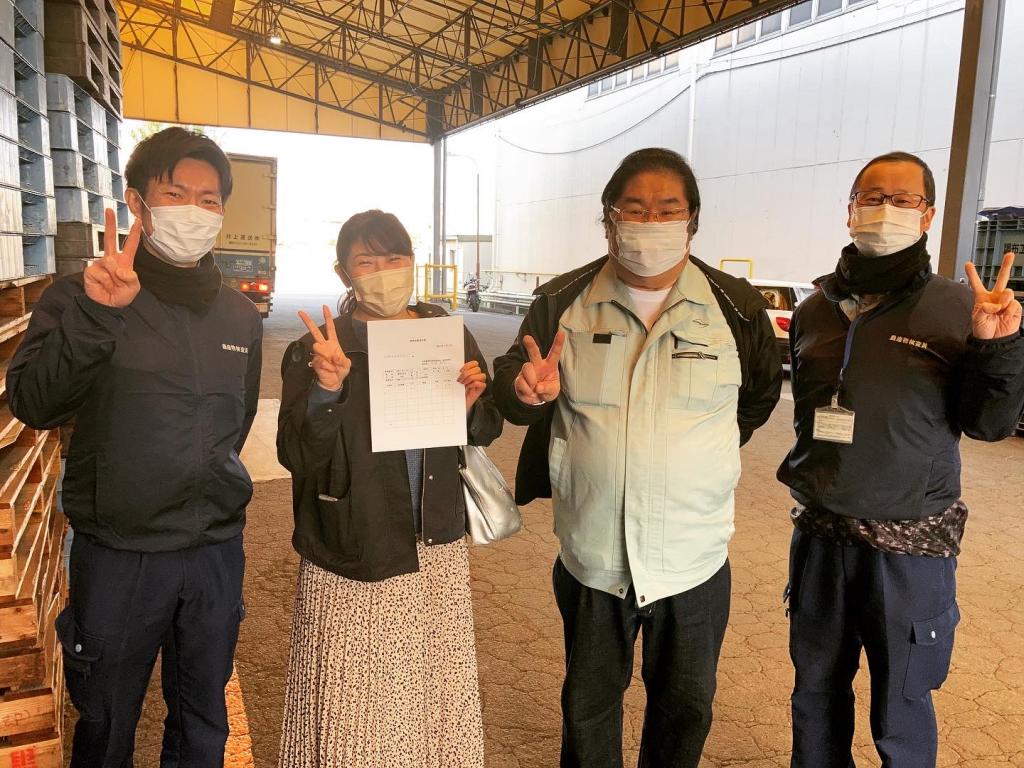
[750,280,817,371]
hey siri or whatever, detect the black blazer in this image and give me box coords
[277,303,502,582]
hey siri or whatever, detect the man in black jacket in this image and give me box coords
[778,151,1024,767]
[493,148,781,768]
[7,128,262,767]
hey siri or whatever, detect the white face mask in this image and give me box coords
[350,266,414,318]
[849,204,924,257]
[613,219,690,277]
[143,201,224,265]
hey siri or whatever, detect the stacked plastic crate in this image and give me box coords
[44,0,127,274]
[47,74,126,274]
[44,0,122,118]
[1,9,65,767]
[0,0,18,279]
[1,0,55,279]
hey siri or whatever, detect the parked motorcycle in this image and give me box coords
[465,275,481,312]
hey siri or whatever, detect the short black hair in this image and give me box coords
[125,127,233,201]
[601,148,701,234]
[851,151,936,204]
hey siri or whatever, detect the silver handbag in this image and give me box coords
[459,445,522,545]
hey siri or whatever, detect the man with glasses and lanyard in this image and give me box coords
[493,148,781,768]
[778,151,1024,767]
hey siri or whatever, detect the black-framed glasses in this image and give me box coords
[609,204,689,223]
[850,191,932,209]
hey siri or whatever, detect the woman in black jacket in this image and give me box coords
[276,210,502,768]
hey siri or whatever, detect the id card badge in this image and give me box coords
[813,394,855,444]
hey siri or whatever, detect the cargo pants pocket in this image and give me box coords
[56,606,106,721]
[903,601,959,700]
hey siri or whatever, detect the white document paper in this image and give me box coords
[367,315,467,452]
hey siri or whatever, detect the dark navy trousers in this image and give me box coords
[553,556,731,768]
[787,527,959,768]
[57,531,245,768]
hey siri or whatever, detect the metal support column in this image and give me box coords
[433,138,444,266]
[432,137,447,299]
[938,0,1005,281]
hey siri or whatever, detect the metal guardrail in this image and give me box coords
[455,288,535,315]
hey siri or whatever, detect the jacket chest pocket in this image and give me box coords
[562,329,627,407]
[207,346,250,396]
[668,331,742,410]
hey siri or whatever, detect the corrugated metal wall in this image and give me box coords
[492,0,1024,283]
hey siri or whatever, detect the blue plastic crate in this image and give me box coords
[48,109,78,151]
[106,139,119,171]
[105,108,120,147]
[45,74,77,113]
[13,53,45,112]
[82,156,112,195]
[20,190,55,235]
[17,144,52,194]
[13,0,42,33]
[76,121,104,161]
[56,185,89,222]
[87,191,108,225]
[15,100,48,154]
[111,170,123,200]
[53,148,84,187]
[12,10,42,72]
[22,232,54,275]
[87,98,106,138]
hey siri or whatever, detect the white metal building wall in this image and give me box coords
[489,0,1024,284]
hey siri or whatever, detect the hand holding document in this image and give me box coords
[367,316,468,452]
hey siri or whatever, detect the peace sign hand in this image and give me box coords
[514,331,567,405]
[299,304,351,392]
[84,209,142,308]
[966,253,1022,340]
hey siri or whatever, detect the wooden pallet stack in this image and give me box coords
[0,274,66,768]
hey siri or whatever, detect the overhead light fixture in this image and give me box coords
[269,27,282,45]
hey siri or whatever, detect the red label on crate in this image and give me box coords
[11,747,38,768]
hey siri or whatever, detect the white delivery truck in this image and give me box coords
[215,153,277,316]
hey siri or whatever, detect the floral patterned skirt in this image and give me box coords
[278,539,485,768]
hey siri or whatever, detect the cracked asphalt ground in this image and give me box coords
[68,296,1024,767]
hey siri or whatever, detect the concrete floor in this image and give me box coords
[73,296,1024,767]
